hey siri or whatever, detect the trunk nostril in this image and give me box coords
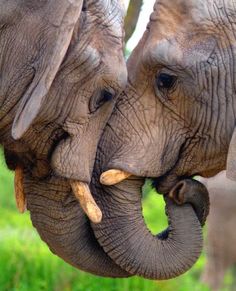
[92,178,209,280]
[169,179,210,226]
[169,181,186,205]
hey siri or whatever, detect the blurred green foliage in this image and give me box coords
[0,148,219,291]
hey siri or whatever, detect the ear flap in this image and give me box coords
[12,0,83,140]
[226,128,236,181]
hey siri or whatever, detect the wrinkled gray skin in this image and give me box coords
[92,175,209,279]
[1,0,127,182]
[91,0,236,279]
[0,0,130,277]
[198,172,236,291]
[97,0,236,191]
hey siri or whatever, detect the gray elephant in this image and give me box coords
[0,0,211,280]
[9,0,211,280]
[0,0,131,278]
[198,172,236,291]
[1,0,127,182]
[87,0,236,280]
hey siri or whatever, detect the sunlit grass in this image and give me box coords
[142,179,168,234]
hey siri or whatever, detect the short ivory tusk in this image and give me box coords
[14,167,26,213]
[70,181,102,224]
[100,169,132,186]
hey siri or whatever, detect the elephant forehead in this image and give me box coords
[141,0,223,68]
[89,0,125,35]
[151,0,236,32]
[93,0,125,17]
[151,0,209,24]
[117,0,126,11]
[145,36,217,69]
[109,0,126,14]
[0,0,18,19]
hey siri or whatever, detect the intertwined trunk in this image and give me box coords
[25,174,129,278]
[90,108,209,279]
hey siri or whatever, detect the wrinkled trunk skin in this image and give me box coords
[90,118,209,279]
[24,174,129,278]
[91,173,209,279]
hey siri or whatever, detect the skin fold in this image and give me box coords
[90,0,236,279]
[0,0,130,277]
[198,172,236,291]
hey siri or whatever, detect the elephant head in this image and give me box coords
[1,0,127,183]
[88,0,224,279]
[95,0,236,192]
[1,0,130,277]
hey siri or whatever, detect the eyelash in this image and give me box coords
[82,0,87,12]
[155,73,177,91]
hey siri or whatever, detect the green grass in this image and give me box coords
[0,148,219,290]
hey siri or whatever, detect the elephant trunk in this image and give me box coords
[24,174,129,278]
[91,174,209,279]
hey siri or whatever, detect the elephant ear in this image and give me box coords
[226,128,236,181]
[12,0,83,140]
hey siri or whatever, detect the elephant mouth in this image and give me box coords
[98,168,203,220]
[12,125,104,224]
[99,139,191,196]
[99,168,184,195]
[98,164,211,235]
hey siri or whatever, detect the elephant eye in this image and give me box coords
[82,0,87,12]
[89,89,115,113]
[100,89,114,103]
[156,73,177,91]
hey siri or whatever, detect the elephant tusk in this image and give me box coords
[14,167,27,213]
[70,181,102,224]
[100,169,132,186]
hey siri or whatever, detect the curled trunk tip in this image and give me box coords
[92,178,209,280]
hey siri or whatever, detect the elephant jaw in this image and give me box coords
[99,145,185,195]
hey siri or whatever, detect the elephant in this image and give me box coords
[86,0,236,280]
[198,172,236,291]
[0,0,210,280]
[0,0,131,278]
[1,0,127,183]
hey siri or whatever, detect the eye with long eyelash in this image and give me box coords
[156,73,177,91]
[82,0,87,12]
